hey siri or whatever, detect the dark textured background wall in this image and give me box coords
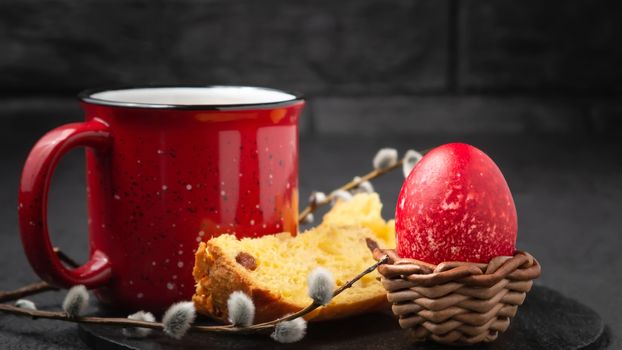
[1,0,621,135]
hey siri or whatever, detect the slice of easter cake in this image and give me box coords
[192,193,394,323]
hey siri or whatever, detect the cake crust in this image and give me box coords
[192,241,389,323]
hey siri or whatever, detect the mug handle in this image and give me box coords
[18,118,112,288]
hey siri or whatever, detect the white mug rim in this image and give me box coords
[79,85,304,110]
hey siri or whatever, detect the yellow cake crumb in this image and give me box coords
[322,192,396,247]
[193,192,395,322]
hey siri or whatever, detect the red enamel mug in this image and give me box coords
[18,86,304,312]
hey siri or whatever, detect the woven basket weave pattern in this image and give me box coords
[372,248,541,345]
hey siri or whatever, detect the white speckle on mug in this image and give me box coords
[262,224,267,229]
[172,223,176,228]
[137,293,144,299]
[162,185,168,191]
[196,236,201,242]
[129,280,134,285]
[177,261,184,268]
[250,219,255,225]
[221,190,226,196]
[166,283,174,290]
[101,224,106,229]
[152,261,156,266]
[157,149,163,154]
[186,184,192,190]
[198,230,205,237]
[178,250,183,255]
[172,275,177,280]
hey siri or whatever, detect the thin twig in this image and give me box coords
[0,281,56,303]
[0,247,79,303]
[53,247,80,268]
[298,160,404,223]
[333,254,389,296]
[0,256,390,335]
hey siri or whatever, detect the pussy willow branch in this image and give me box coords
[298,159,404,223]
[250,254,390,329]
[0,248,79,303]
[0,255,390,335]
[0,304,244,333]
[298,148,430,223]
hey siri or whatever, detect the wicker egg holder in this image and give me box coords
[369,246,541,346]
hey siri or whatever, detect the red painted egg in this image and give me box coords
[395,143,517,264]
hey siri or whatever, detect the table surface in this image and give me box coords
[0,129,620,349]
[78,285,607,350]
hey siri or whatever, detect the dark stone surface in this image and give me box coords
[2,0,622,133]
[3,0,622,98]
[0,0,448,95]
[589,102,622,134]
[313,96,588,134]
[0,0,164,94]
[0,95,617,135]
[78,286,605,350]
[458,0,622,93]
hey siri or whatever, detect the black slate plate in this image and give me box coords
[79,286,607,350]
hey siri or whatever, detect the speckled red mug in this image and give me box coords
[18,86,305,312]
